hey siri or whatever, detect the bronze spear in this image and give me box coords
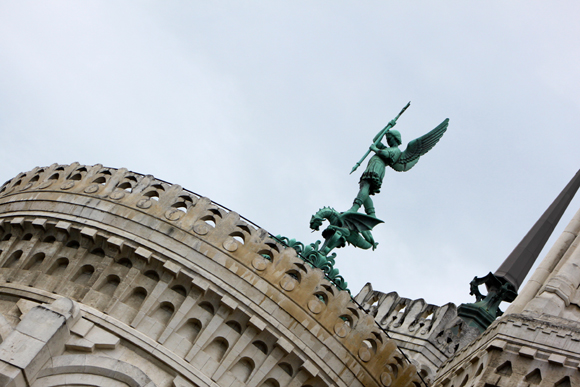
[350,101,411,175]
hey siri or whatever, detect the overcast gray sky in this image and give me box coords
[1,1,580,308]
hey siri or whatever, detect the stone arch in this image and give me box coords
[555,376,571,387]
[253,340,268,354]
[97,274,121,296]
[230,357,255,383]
[525,368,542,385]
[32,354,156,387]
[125,287,148,309]
[495,361,512,376]
[24,252,45,270]
[204,337,229,362]
[260,378,280,387]
[48,257,69,276]
[73,264,95,285]
[3,250,22,268]
[151,301,175,324]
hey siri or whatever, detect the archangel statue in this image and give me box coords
[309,102,449,256]
[348,107,449,217]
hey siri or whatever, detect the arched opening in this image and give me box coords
[24,252,45,270]
[226,320,242,334]
[199,301,215,315]
[48,258,69,276]
[73,265,94,285]
[3,250,22,268]
[117,182,133,192]
[171,285,187,297]
[66,240,80,248]
[525,369,542,385]
[90,248,105,257]
[279,362,293,376]
[144,270,160,281]
[230,358,254,383]
[125,287,147,309]
[117,258,132,268]
[151,302,175,324]
[203,337,228,362]
[496,361,512,377]
[260,379,280,387]
[43,235,56,243]
[98,275,121,296]
[555,376,571,387]
[252,340,268,355]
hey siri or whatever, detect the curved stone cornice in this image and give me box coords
[0,163,420,387]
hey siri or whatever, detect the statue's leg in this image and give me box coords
[363,197,375,217]
[348,181,371,212]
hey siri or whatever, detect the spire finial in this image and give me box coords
[458,169,580,333]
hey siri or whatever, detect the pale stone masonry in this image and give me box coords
[0,163,419,387]
[2,162,580,387]
[355,284,479,384]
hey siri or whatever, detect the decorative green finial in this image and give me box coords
[458,169,580,333]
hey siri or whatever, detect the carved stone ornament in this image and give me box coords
[84,184,99,194]
[61,181,75,190]
[136,198,152,209]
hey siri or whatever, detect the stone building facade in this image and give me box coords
[0,162,578,387]
[0,163,419,387]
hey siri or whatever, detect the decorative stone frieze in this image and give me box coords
[432,314,580,387]
[355,283,480,383]
[0,164,420,387]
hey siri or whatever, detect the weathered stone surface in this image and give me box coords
[0,164,420,387]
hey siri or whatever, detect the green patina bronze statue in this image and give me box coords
[309,103,449,255]
[310,207,383,255]
[349,103,449,216]
[277,103,449,292]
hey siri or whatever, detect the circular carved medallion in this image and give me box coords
[136,198,152,209]
[84,184,99,194]
[279,275,296,292]
[109,191,125,200]
[333,321,349,338]
[38,181,54,190]
[60,181,75,190]
[223,237,238,252]
[307,299,324,314]
[251,257,267,271]
[193,223,209,235]
[380,372,392,386]
[358,347,372,362]
[21,183,33,191]
[165,209,184,221]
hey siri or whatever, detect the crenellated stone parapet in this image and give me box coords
[431,313,580,387]
[355,283,479,383]
[0,163,421,387]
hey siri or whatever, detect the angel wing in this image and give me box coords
[339,212,384,233]
[391,118,449,172]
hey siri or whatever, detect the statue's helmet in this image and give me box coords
[385,130,402,146]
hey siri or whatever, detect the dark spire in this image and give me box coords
[495,169,580,290]
[458,169,580,333]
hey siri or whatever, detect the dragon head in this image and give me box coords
[310,214,324,231]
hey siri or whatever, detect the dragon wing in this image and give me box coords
[391,118,449,172]
[339,212,384,233]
